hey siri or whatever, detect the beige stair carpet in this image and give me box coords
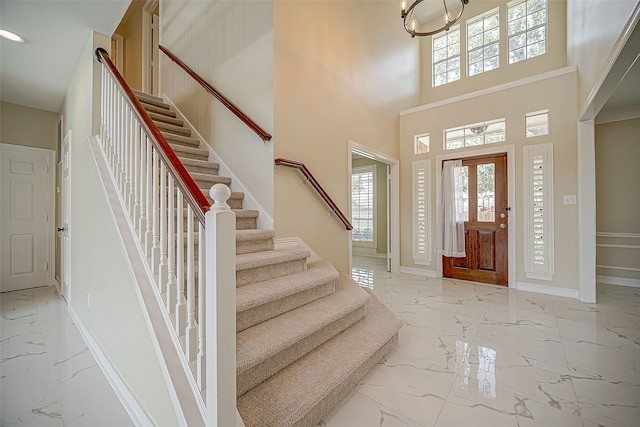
[134,90,402,427]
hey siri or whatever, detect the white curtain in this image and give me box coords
[442,160,466,257]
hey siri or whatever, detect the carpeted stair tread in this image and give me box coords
[236,244,309,272]
[138,102,176,117]
[148,111,184,127]
[233,209,259,219]
[163,132,200,148]
[235,261,337,332]
[236,277,369,396]
[235,229,274,255]
[135,93,171,110]
[236,259,336,315]
[236,276,369,374]
[179,157,220,175]
[133,89,163,103]
[170,144,209,160]
[236,283,402,427]
[193,172,231,185]
[236,229,274,244]
[157,121,192,137]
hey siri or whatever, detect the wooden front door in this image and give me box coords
[443,154,508,285]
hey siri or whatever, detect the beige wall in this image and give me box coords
[161,0,275,219]
[114,0,144,91]
[567,0,639,112]
[419,0,567,105]
[274,1,420,273]
[60,31,178,425]
[352,157,388,255]
[595,117,640,282]
[0,101,58,151]
[400,69,580,291]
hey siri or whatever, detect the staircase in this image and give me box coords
[134,91,402,427]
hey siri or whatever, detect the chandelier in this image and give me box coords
[401,0,470,37]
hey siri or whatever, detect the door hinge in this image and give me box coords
[46,262,49,271]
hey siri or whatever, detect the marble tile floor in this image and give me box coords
[320,256,640,427]
[2,260,639,427]
[1,285,134,427]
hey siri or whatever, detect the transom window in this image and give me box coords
[444,119,506,150]
[414,133,430,154]
[507,0,547,64]
[467,8,500,76]
[526,110,549,137]
[433,26,461,87]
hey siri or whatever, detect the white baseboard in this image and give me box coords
[515,281,579,299]
[400,266,437,278]
[352,247,386,258]
[68,306,154,427]
[597,275,640,288]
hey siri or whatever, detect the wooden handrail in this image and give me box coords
[159,45,272,143]
[95,48,211,224]
[274,158,353,230]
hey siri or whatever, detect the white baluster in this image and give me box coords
[128,109,136,218]
[175,191,186,333]
[144,137,153,256]
[206,184,236,426]
[138,128,147,241]
[197,222,206,391]
[186,205,197,361]
[158,162,168,293]
[151,149,160,275]
[166,175,177,313]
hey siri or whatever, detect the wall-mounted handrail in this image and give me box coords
[159,45,272,143]
[274,158,353,230]
[95,47,210,224]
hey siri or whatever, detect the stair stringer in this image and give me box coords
[89,136,205,427]
[161,95,274,231]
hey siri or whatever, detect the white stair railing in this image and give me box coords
[96,47,236,426]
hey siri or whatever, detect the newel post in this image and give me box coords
[205,184,236,427]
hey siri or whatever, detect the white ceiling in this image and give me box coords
[0,0,130,112]
[0,0,637,118]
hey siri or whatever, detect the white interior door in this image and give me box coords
[0,144,54,292]
[60,132,71,299]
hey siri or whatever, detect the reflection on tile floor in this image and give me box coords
[3,260,639,427]
[320,256,640,427]
[1,286,134,427]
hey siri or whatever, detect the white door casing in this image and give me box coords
[348,140,400,274]
[0,143,55,292]
[60,132,71,299]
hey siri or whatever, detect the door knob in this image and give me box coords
[500,213,506,219]
[57,227,65,232]
[500,224,507,229]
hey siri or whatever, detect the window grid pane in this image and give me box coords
[351,169,374,242]
[433,27,461,87]
[445,119,506,150]
[467,9,500,77]
[508,0,547,64]
[526,110,549,137]
[414,134,430,154]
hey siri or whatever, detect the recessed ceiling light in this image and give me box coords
[0,29,25,43]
